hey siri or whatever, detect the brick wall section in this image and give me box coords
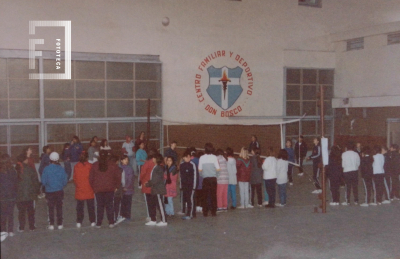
[163,124,281,159]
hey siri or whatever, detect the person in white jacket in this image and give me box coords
[341,142,360,205]
[372,145,386,205]
[262,147,277,208]
[276,149,289,206]
[226,147,237,209]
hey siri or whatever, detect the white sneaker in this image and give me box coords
[377,202,382,205]
[76,223,81,228]
[311,190,320,194]
[237,206,245,209]
[246,205,254,208]
[177,211,185,215]
[262,201,269,206]
[341,202,349,206]
[58,225,63,230]
[91,222,96,227]
[258,204,263,208]
[116,217,125,224]
[38,193,45,199]
[156,222,168,227]
[145,217,151,222]
[145,221,157,226]
[47,225,54,230]
[393,197,400,201]
[298,173,304,176]
[108,224,114,228]
[329,202,336,206]
[360,203,369,207]
[289,182,293,186]
[8,232,14,237]
[382,200,391,204]
[1,232,8,242]
[354,202,359,206]
[369,203,377,206]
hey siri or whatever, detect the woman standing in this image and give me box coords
[135,132,146,151]
[276,149,289,206]
[308,137,322,194]
[164,156,178,217]
[226,148,237,209]
[89,150,121,228]
[262,147,277,208]
[100,139,112,151]
[216,149,229,212]
[250,148,263,207]
[284,140,295,186]
[69,136,83,179]
[236,147,252,209]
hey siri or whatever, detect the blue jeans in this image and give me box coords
[227,184,237,208]
[164,197,174,215]
[278,183,287,205]
[263,182,269,202]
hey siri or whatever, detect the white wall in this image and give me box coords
[1,0,400,124]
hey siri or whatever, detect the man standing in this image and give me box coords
[294,135,308,176]
[341,142,360,205]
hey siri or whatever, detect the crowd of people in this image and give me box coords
[1,133,399,243]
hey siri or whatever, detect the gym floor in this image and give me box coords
[2,165,400,259]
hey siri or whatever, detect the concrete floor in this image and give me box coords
[2,166,400,259]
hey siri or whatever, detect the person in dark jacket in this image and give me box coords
[248,135,260,153]
[381,146,391,203]
[180,151,198,220]
[294,135,308,176]
[119,155,135,222]
[144,153,167,226]
[326,146,342,205]
[42,152,68,230]
[69,136,83,163]
[307,137,322,194]
[62,143,72,181]
[0,154,18,237]
[15,154,40,232]
[360,146,374,206]
[250,148,263,207]
[284,140,295,185]
[164,141,178,165]
[388,144,400,200]
[89,150,122,228]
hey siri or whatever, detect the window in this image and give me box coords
[388,32,400,45]
[298,0,321,8]
[346,38,364,51]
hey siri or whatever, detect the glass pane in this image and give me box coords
[0,79,7,97]
[10,125,39,144]
[303,101,316,116]
[286,122,299,136]
[317,120,331,135]
[75,61,104,79]
[0,125,7,144]
[322,100,332,115]
[135,81,161,99]
[323,85,333,100]
[303,69,317,84]
[150,122,160,140]
[9,79,39,98]
[135,63,161,81]
[286,101,300,116]
[302,121,316,135]
[43,59,74,78]
[10,100,40,118]
[8,58,38,78]
[286,85,300,100]
[45,100,75,118]
[107,81,133,99]
[303,85,316,100]
[76,80,105,99]
[0,58,6,78]
[135,100,161,117]
[0,146,8,157]
[319,70,334,84]
[44,80,74,99]
[11,145,40,162]
[286,69,300,84]
[134,122,147,139]
[47,124,76,143]
[79,123,106,142]
[107,100,133,117]
[109,123,133,141]
[106,62,133,80]
[76,101,104,118]
[0,100,8,119]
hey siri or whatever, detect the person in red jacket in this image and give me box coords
[73,152,95,228]
[236,147,252,209]
[89,150,121,228]
[140,149,157,222]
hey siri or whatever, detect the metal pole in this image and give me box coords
[147,98,150,150]
[320,85,326,213]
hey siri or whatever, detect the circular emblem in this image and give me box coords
[194,50,254,117]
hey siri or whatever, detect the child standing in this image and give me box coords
[119,155,135,222]
[144,154,168,226]
[164,156,178,217]
[0,154,18,238]
[140,149,158,222]
[15,154,40,232]
[360,146,374,206]
[88,139,99,164]
[216,149,229,212]
[38,145,51,199]
[42,152,68,230]
[236,147,252,209]
[73,152,95,228]
[263,147,277,208]
[226,148,237,209]
[250,148,263,207]
[284,140,295,185]
[276,149,289,206]
[372,145,385,205]
[136,142,147,188]
[326,146,342,206]
[180,151,198,219]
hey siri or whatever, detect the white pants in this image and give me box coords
[239,182,249,207]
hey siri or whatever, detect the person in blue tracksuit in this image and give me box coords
[180,150,198,219]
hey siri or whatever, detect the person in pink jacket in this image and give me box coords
[164,157,178,217]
